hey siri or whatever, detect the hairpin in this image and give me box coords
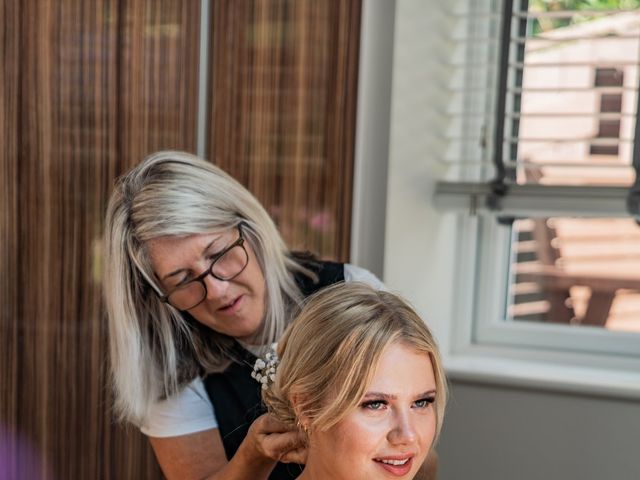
[251,343,279,390]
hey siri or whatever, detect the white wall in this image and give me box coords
[383,0,459,352]
[381,1,640,479]
[350,0,396,278]
[439,381,640,480]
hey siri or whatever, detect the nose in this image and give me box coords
[203,271,229,299]
[387,409,417,446]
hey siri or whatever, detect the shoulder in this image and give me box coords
[291,253,345,295]
[290,252,386,293]
[343,263,386,290]
[140,377,219,438]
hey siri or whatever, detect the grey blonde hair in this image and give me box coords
[263,282,447,441]
[104,151,310,425]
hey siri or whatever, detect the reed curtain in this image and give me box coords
[0,0,360,478]
[209,1,361,257]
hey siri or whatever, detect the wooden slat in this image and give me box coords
[2,1,362,478]
[207,0,362,261]
[517,268,640,292]
[1,1,200,478]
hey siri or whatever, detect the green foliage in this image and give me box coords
[528,0,640,35]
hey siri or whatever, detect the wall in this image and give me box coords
[438,382,640,480]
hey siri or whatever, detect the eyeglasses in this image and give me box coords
[159,224,249,311]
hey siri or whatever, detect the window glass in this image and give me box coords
[503,2,640,334]
[508,217,640,333]
[509,1,640,187]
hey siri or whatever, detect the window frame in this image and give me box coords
[473,214,640,359]
[431,0,640,399]
[444,210,640,399]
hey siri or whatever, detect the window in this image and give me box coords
[434,0,640,392]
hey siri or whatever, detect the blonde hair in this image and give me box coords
[263,282,447,441]
[103,151,312,425]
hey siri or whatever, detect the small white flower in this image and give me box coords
[252,345,280,390]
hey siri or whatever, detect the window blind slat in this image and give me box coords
[510,87,637,93]
[509,61,640,68]
[511,33,640,43]
[507,112,637,119]
[505,137,634,144]
[513,9,639,19]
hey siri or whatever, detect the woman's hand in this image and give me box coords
[220,413,307,479]
[149,414,307,480]
[246,413,307,465]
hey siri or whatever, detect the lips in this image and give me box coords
[373,455,414,477]
[217,295,243,313]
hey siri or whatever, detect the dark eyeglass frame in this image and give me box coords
[158,223,248,310]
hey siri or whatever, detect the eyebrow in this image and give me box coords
[363,389,437,400]
[160,237,220,281]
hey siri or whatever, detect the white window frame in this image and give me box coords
[428,0,640,399]
[442,210,640,400]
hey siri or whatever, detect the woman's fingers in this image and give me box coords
[250,414,307,462]
[254,413,291,434]
[279,446,307,465]
[259,428,306,461]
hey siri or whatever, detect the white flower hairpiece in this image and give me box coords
[251,343,279,390]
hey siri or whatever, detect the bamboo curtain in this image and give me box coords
[1,1,199,478]
[208,0,361,259]
[0,0,361,478]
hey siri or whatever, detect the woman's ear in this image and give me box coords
[290,393,310,433]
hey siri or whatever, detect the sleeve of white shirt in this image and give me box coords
[140,377,218,438]
[343,263,386,290]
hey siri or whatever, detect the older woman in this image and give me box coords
[104,151,388,479]
[262,282,447,480]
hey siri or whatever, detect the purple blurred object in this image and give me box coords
[0,427,51,480]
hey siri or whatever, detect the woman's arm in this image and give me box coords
[149,414,306,480]
[149,429,226,480]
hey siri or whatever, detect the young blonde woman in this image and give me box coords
[262,282,447,480]
[104,151,396,479]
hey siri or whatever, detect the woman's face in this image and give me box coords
[305,342,437,480]
[146,227,266,343]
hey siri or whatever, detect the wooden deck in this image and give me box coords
[509,217,640,331]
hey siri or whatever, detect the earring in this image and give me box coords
[297,419,309,435]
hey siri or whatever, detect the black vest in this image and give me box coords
[203,260,344,480]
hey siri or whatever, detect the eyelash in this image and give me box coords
[361,400,386,410]
[414,397,435,408]
[360,397,435,411]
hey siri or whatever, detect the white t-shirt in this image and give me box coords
[140,264,384,437]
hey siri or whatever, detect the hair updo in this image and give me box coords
[261,282,447,439]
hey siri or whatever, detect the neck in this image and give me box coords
[296,467,318,480]
[299,451,345,480]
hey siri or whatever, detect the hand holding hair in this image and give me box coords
[246,413,308,465]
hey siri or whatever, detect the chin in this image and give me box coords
[236,325,264,344]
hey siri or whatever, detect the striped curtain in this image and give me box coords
[0,0,361,478]
[208,0,360,259]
